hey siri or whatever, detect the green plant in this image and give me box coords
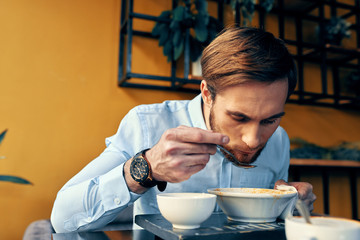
[228,0,274,26]
[0,129,32,184]
[290,138,360,161]
[152,0,222,62]
[319,17,352,45]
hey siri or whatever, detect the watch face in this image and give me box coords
[130,156,149,182]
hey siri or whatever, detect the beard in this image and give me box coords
[209,106,265,165]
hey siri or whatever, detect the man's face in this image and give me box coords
[203,79,288,165]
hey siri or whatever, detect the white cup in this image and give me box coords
[285,216,360,240]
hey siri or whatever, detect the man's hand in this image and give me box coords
[275,179,317,212]
[147,125,229,183]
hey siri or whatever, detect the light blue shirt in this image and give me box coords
[51,95,290,233]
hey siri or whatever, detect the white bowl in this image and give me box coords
[157,192,216,229]
[207,188,297,223]
[285,216,360,240]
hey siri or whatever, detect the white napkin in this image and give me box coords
[276,185,298,220]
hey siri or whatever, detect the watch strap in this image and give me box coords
[133,149,167,192]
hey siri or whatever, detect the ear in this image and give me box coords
[200,80,213,107]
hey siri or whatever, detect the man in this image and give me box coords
[51,27,316,233]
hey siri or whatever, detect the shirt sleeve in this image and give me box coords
[50,109,145,233]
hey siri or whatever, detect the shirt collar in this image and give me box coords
[188,94,208,130]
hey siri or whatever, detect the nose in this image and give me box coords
[241,124,261,150]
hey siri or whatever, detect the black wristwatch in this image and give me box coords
[129,149,167,191]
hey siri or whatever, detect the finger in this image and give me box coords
[303,196,315,212]
[174,142,218,155]
[274,179,290,188]
[290,182,316,211]
[178,153,211,168]
[292,182,313,199]
[166,126,229,145]
[306,193,317,209]
[185,164,207,175]
[164,163,207,183]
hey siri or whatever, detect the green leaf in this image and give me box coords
[194,13,209,39]
[195,0,208,15]
[0,129,7,145]
[152,22,162,37]
[184,10,193,21]
[170,20,180,31]
[158,10,172,20]
[173,6,185,22]
[173,39,184,61]
[158,25,170,46]
[230,0,237,10]
[172,29,183,47]
[196,11,209,25]
[0,175,32,185]
[260,0,275,12]
[241,7,253,26]
[152,10,171,37]
[163,39,173,62]
[194,20,208,42]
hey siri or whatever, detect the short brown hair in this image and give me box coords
[201,27,297,99]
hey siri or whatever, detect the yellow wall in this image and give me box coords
[0,1,359,239]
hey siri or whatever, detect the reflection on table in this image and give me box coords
[52,213,287,240]
[53,229,155,240]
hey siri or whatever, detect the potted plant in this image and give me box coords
[152,0,223,62]
[0,129,32,184]
[227,0,274,26]
[319,17,352,45]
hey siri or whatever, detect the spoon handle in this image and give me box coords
[296,199,312,224]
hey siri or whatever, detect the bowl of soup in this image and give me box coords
[207,187,297,223]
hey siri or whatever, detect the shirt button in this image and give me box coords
[87,217,91,222]
[114,198,121,205]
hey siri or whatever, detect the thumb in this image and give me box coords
[274,179,290,188]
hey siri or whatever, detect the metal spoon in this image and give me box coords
[216,145,257,169]
[295,199,312,224]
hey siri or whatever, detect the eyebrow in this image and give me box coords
[267,112,286,119]
[227,111,286,120]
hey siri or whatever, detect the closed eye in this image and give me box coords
[261,118,279,125]
[233,116,250,123]
[228,111,285,125]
